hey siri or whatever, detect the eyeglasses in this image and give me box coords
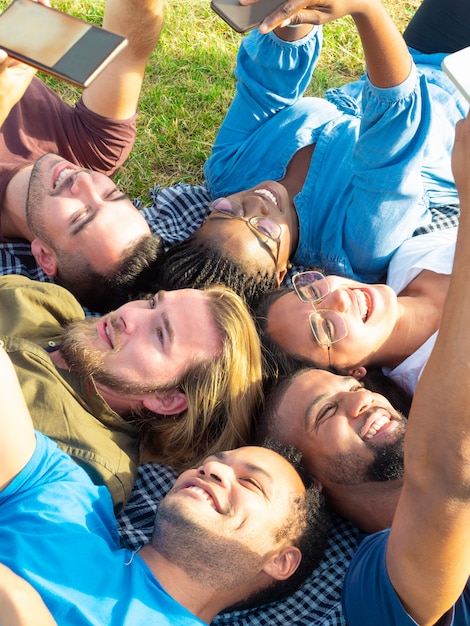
[292,271,348,365]
[206,197,282,269]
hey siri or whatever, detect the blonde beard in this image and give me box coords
[59,317,166,395]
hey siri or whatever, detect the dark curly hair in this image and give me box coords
[153,235,278,310]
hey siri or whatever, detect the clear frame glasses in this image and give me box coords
[292,271,348,362]
[206,197,282,269]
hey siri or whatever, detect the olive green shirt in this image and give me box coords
[0,275,138,511]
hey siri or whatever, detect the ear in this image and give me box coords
[142,389,188,415]
[262,545,302,581]
[347,366,367,380]
[31,238,58,277]
[276,266,288,288]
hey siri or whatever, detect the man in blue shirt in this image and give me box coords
[0,343,328,625]
[257,112,470,624]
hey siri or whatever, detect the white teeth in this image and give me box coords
[104,324,113,348]
[353,289,369,322]
[253,188,278,207]
[55,168,74,188]
[362,415,390,440]
[186,485,216,510]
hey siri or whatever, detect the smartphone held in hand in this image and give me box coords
[0,0,127,88]
[441,46,470,103]
[210,0,285,33]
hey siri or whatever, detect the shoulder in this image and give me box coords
[0,275,84,319]
[342,530,417,625]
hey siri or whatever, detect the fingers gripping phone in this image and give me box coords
[0,0,128,88]
[211,0,285,33]
[441,46,470,104]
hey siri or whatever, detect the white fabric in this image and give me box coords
[383,228,457,394]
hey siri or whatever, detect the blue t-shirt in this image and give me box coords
[342,529,470,625]
[204,27,468,282]
[0,432,205,626]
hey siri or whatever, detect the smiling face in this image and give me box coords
[26,153,151,274]
[266,276,399,371]
[197,181,298,284]
[270,369,406,487]
[153,446,306,587]
[59,288,222,407]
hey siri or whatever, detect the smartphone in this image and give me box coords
[441,46,470,104]
[210,0,285,33]
[0,0,128,88]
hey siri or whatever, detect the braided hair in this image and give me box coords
[155,236,277,309]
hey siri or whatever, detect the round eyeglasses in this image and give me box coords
[206,197,282,269]
[292,271,348,364]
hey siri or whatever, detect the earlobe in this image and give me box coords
[142,389,188,415]
[263,545,302,581]
[348,366,367,380]
[31,238,58,277]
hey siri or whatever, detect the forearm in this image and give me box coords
[102,0,164,61]
[351,0,412,88]
[83,0,164,119]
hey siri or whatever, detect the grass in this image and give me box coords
[0,0,420,199]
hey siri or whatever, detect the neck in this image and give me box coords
[373,277,446,370]
[139,545,254,623]
[325,479,402,533]
[50,350,136,417]
[2,166,34,240]
[279,143,315,257]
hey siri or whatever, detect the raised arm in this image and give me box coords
[0,0,50,127]
[0,347,36,491]
[251,0,411,87]
[386,112,470,624]
[82,0,164,119]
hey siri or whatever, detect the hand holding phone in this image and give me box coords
[0,0,127,88]
[442,46,470,104]
[210,0,285,33]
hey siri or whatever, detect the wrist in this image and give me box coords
[274,23,314,41]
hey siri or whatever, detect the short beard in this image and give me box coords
[321,422,406,486]
[151,496,266,591]
[366,437,405,482]
[59,318,168,396]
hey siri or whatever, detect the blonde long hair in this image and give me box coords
[138,284,263,470]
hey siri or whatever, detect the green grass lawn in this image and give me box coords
[0,0,419,200]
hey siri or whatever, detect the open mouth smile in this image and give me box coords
[360,411,394,440]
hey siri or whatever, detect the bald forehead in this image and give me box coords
[218,447,305,493]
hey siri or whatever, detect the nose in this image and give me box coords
[197,459,231,488]
[114,302,154,339]
[320,288,349,313]
[70,170,97,196]
[343,388,375,419]
[243,193,269,216]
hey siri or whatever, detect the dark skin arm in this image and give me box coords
[240,0,412,88]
